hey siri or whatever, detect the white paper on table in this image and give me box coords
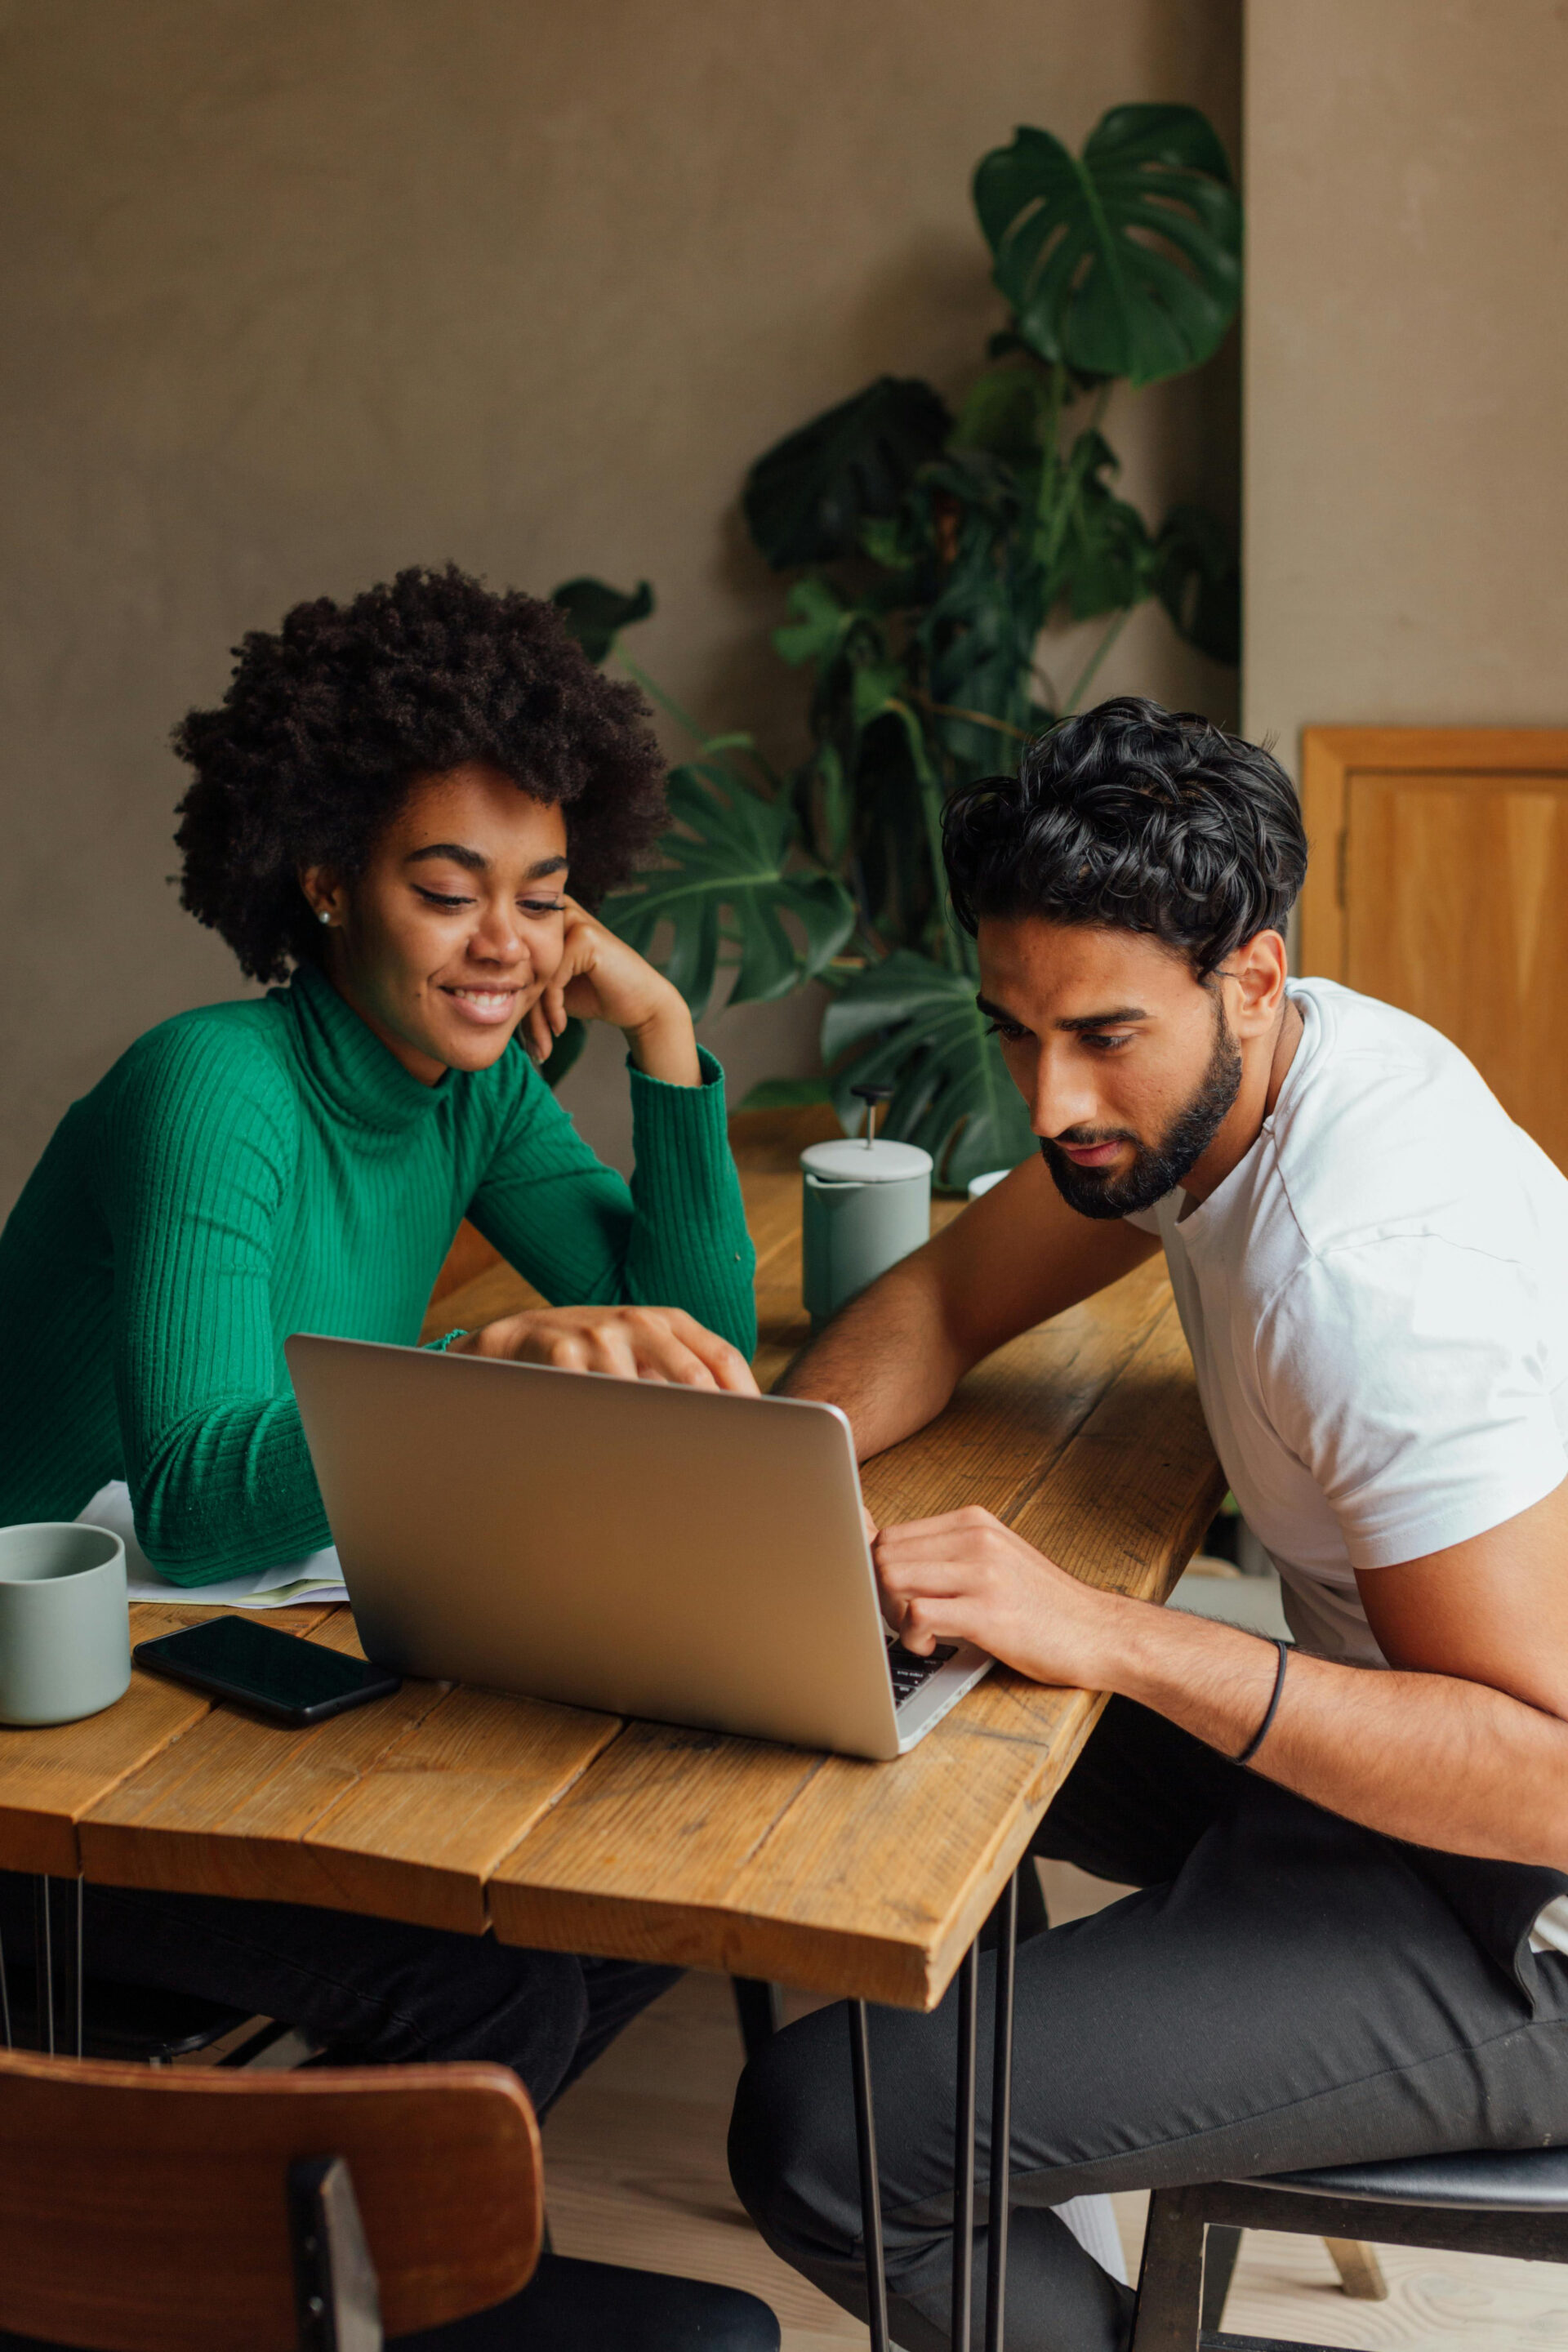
[77,1482,349,1609]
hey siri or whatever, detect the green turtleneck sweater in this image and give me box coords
[0,965,755,1584]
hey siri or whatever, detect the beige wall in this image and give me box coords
[1,0,1239,1209]
[1244,0,1568,776]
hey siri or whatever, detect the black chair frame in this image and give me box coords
[1132,2158,1568,2351]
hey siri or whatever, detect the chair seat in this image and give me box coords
[1256,2144,1568,2212]
[4,1970,252,2063]
[390,2252,781,2350]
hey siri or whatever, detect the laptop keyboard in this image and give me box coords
[887,1636,958,1708]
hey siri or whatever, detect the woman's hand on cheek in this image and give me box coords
[872,1506,1127,1688]
[528,900,701,1085]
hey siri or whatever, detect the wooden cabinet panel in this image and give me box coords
[1300,729,1568,1170]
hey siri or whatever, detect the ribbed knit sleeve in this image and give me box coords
[100,1025,332,1583]
[467,1046,757,1358]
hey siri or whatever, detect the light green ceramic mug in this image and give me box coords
[0,1522,131,1726]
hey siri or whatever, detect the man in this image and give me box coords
[728,697,1568,2352]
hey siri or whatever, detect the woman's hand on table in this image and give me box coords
[524,897,701,1087]
[873,1504,1129,1685]
[452,1303,759,1395]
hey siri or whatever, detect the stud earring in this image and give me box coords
[318,910,332,926]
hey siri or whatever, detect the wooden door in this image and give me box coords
[1299,728,1568,1170]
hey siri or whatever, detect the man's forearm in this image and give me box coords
[780,1255,967,1458]
[1111,1601,1568,1872]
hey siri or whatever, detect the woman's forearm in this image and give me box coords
[623,1002,702,1087]
[131,1397,332,1581]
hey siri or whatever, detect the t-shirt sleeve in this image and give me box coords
[1254,1238,1567,1568]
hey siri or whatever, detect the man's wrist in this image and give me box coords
[1105,1594,1290,1753]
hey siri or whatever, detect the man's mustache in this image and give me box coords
[1047,1126,1139,1148]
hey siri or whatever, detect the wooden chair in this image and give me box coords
[0,2046,778,2352]
[1129,2145,1568,2349]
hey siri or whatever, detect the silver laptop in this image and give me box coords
[286,1334,991,1761]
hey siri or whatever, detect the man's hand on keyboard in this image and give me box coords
[871,1504,1122,1690]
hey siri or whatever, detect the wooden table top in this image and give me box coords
[0,1112,1222,2010]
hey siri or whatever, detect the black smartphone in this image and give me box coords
[133,1615,402,1727]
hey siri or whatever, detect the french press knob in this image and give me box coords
[850,1081,893,1147]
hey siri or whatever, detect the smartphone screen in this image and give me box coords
[133,1616,401,1726]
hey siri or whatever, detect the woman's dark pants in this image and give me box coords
[0,1871,676,2115]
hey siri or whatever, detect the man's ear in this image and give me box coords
[1227,929,1289,1037]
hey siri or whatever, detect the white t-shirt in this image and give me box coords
[1128,978,1568,1951]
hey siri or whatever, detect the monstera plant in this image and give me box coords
[555,105,1241,1187]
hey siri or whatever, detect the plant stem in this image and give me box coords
[1062,608,1130,715]
[908,689,1031,743]
[615,653,711,750]
[618,652,784,793]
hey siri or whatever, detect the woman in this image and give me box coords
[0,562,757,1576]
[0,563,755,2109]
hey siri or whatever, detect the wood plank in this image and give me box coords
[727,1102,843,1170]
[79,1613,620,1932]
[429,1217,502,1305]
[301,1683,622,1935]
[0,1602,332,1878]
[78,1611,448,1908]
[858,1254,1172,1530]
[489,1290,1220,2006]
[484,1720,826,1975]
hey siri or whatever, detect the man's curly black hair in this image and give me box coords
[173,564,668,983]
[942,696,1307,975]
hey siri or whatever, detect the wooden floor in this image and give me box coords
[542,1861,1568,2350]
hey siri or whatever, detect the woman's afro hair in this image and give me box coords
[173,564,669,982]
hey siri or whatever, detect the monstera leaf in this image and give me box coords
[1153,504,1241,664]
[974,106,1241,387]
[538,1014,587,1089]
[822,952,1036,1192]
[744,376,952,568]
[550,577,654,662]
[1062,431,1157,619]
[602,760,855,1022]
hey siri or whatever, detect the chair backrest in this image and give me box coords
[0,2048,542,2351]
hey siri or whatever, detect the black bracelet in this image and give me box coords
[1235,1638,1290,1766]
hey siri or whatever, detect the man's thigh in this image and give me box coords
[734,1774,1568,2270]
[1031,1695,1241,1891]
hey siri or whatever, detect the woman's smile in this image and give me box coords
[440,981,528,1027]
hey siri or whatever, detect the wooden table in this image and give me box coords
[0,1113,1222,2015]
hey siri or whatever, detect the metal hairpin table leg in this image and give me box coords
[33,1875,54,2056]
[985,1866,1019,2352]
[62,1877,83,2059]
[850,1864,1022,2352]
[951,1941,978,2352]
[849,2001,891,2352]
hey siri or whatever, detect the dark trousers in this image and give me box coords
[728,1698,1568,2352]
[0,1871,676,2118]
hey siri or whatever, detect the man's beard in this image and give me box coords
[1039,1000,1243,1220]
